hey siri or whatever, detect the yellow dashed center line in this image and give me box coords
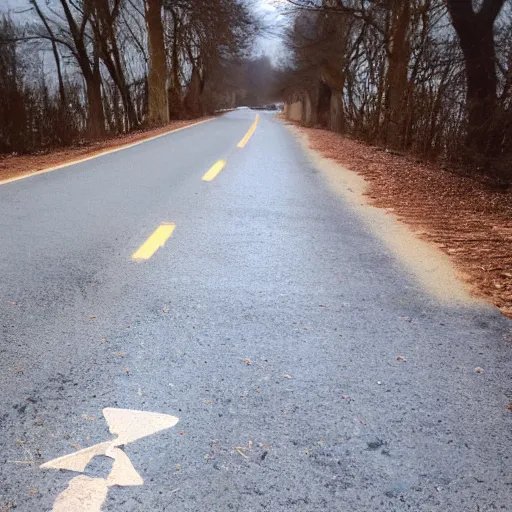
[202,160,227,182]
[132,223,175,261]
[237,114,259,148]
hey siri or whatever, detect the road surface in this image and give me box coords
[0,109,511,511]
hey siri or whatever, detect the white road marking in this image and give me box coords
[41,408,179,512]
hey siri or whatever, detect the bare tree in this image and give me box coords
[280,0,512,179]
[0,0,259,153]
[446,0,506,157]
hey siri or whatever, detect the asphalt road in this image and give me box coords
[0,109,511,512]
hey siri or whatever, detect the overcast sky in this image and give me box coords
[256,0,287,62]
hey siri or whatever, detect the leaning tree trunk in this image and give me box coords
[446,0,505,158]
[145,0,169,126]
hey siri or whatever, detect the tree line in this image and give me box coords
[279,0,512,180]
[0,0,261,154]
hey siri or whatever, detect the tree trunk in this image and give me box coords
[85,48,105,139]
[446,0,505,157]
[184,67,202,117]
[384,0,410,148]
[168,9,183,119]
[317,81,331,128]
[329,90,345,132]
[302,91,316,127]
[85,76,104,139]
[145,0,169,126]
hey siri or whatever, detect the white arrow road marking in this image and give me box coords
[41,408,179,512]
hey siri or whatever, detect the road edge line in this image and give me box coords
[0,118,216,187]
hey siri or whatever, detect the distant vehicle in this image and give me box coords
[252,103,281,111]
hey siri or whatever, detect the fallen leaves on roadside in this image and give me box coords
[475,367,484,374]
[69,443,81,450]
[507,403,512,411]
[82,414,96,421]
[240,358,252,366]
[298,125,512,317]
[88,315,96,319]
[28,490,38,495]
[234,441,253,460]
[117,352,125,357]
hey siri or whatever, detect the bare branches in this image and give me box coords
[280,0,511,175]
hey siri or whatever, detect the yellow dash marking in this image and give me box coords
[132,223,175,261]
[202,160,226,182]
[237,114,259,148]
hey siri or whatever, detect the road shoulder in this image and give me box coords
[285,122,511,317]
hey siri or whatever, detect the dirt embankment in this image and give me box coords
[0,118,212,184]
[290,123,512,317]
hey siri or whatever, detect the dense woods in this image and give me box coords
[0,0,261,154]
[280,0,512,181]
